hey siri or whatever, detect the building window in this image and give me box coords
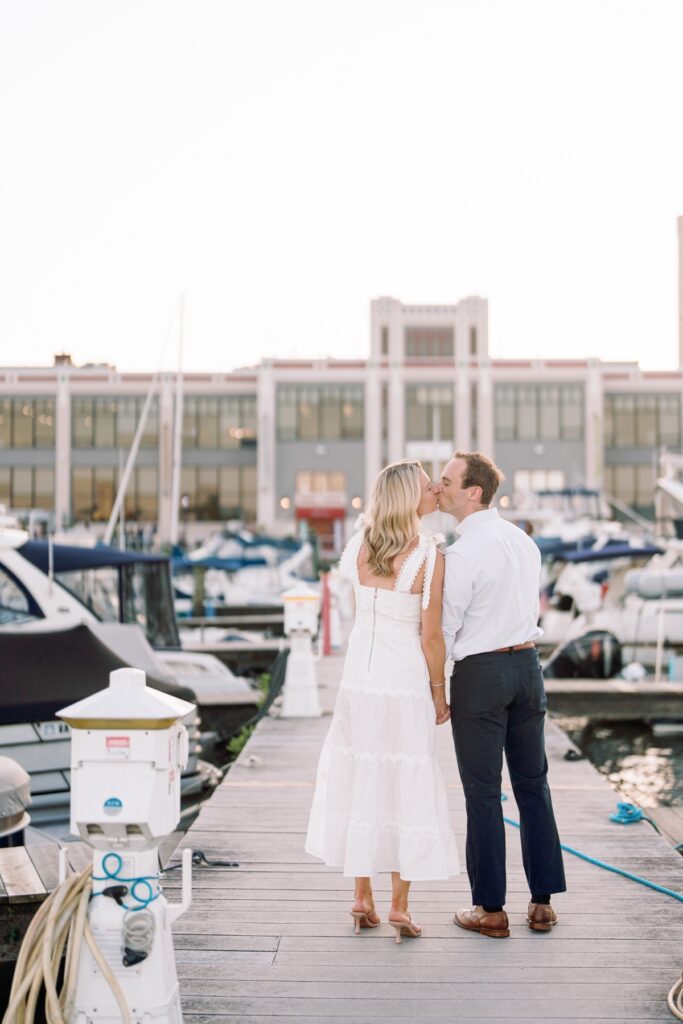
[178,464,256,522]
[404,327,454,360]
[71,466,158,522]
[603,393,681,448]
[182,395,257,450]
[277,385,363,441]
[513,469,566,493]
[381,326,389,357]
[494,384,584,442]
[0,466,55,510]
[295,471,346,501]
[0,398,55,449]
[603,464,654,513]
[406,385,454,442]
[72,397,159,450]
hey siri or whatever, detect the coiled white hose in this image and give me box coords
[2,865,132,1024]
[668,972,683,1021]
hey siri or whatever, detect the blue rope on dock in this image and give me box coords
[501,793,683,903]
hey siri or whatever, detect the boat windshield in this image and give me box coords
[57,561,180,648]
[0,565,42,625]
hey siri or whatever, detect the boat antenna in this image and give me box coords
[103,299,181,548]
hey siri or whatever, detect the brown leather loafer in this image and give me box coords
[527,902,558,931]
[454,906,510,938]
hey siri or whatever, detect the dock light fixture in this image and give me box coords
[351,496,363,510]
[280,496,291,510]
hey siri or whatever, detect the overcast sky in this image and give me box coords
[1,0,682,374]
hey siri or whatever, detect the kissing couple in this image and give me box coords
[305,451,566,941]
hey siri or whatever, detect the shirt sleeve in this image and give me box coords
[441,548,476,658]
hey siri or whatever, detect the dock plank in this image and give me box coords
[175,644,683,1022]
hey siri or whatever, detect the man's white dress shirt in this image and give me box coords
[442,508,543,661]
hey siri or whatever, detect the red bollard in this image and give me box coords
[321,572,331,656]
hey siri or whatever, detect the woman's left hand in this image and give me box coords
[432,693,450,725]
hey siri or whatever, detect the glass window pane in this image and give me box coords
[658,395,680,447]
[72,468,92,521]
[219,397,241,450]
[539,386,560,441]
[320,387,341,440]
[341,386,363,438]
[34,399,55,448]
[140,398,158,449]
[182,398,198,449]
[197,398,219,448]
[277,388,297,440]
[34,468,55,510]
[72,398,94,447]
[0,399,10,449]
[117,398,138,450]
[613,395,636,447]
[12,467,32,506]
[94,399,116,448]
[13,400,34,447]
[197,467,219,519]
[635,395,657,446]
[93,467,116,522]
[219,465,240,515]
[495,385,515,440]
[298,388,319,440]
[242,465,257,520]
[132,467,157,519]
[0,466,9,505]
[517,387,538,441]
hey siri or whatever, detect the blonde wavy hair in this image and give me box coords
[363,460,422,577]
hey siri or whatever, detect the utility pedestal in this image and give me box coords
[280,582,322,718]
[58,668,195,1024]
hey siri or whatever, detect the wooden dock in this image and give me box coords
[169,646,683,1023]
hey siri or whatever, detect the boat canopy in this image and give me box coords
[556,542,663,563]
[18,541,166,573]
[18,541,180,648]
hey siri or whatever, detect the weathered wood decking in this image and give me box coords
[169,646,683,1023]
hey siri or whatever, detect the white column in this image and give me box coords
[388,368,404,462]
[477,364,494,457]
[257,363,276,530]
[455,368,469,449]
[364,363,382,497]
[54,374,70,529]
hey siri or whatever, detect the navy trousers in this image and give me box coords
[450,647,566,908]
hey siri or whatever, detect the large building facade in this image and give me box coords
[1,294,680,548]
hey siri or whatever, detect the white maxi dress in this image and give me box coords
[305,531,459,880]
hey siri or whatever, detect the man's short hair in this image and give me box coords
[453,450,504,506]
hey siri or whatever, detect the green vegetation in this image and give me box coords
[226,724,255,760]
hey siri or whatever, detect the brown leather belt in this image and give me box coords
[491,641,536,654]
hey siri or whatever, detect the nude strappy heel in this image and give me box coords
[388,913,422,943]
[350,907,381,934]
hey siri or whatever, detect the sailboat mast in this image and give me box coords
[169,294,184,547]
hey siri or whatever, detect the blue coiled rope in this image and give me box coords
[500,793,683,903]
[91,851,161,911]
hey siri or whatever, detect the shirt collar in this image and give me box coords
[455,507,500,536]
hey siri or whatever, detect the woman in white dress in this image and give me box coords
[305,460,459,942]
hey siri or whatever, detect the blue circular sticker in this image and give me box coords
[103,797,123,816]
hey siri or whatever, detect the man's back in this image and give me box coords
[442,508,542,660]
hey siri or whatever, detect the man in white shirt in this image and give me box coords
[435,451,565,939]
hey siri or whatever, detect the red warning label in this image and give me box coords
[105,736,130,758]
